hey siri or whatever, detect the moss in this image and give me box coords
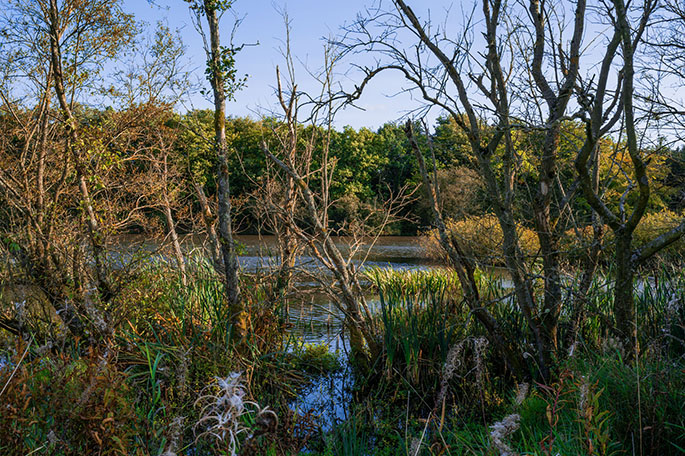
[292,342,341,373]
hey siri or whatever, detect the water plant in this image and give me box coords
[1,252,684,455]
[366,267,464,385]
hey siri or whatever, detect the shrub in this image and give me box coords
[421,214,540,266]
[0,348,136,456]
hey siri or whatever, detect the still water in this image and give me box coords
[232,236,434,430]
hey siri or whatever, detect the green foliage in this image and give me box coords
[203,44,247,100]
[367,267,462,385]
[132,107,685,238]
[590,357,684,453]
[321,414,369,456]
[177,110,217,187]
[185,0,234,14]
[2,256,684,455]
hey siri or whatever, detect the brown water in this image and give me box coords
[111,234,435,274]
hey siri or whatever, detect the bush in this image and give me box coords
[422,210,685,268]
[634,210,685,259]
[0,348,136,456]
[421,214,540,265]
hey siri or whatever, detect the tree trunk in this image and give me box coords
[164,202,187,286]
[273,172,298,301]
[47,0,113,340]
[568,153,604,349]
[204,5,242,326]
[405,121,526,379]
[532,136,562,376]
[614,230,636,349]
[533,129,563,358]
[48,0,112,304]
[162,155,187,286]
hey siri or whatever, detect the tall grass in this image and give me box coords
[366,268,462,385]
[336,265,685,455]
[563,265,685,358]
[0,256,325,455]
[363,267,517,413]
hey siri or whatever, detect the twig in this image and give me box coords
[0,338,32,397]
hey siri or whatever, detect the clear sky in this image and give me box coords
[124,0,449,130]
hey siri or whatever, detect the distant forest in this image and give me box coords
[42,108,680,237]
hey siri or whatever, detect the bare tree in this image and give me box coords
[574,0,685,350]
[260,39,414,367]
[254,84,303,302]
[246,16,303,302]
[335,0,596,379]
[642,0,685,145]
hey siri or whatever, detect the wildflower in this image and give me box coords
[489,413,520,456]
[515,383,529,406]
[568,342,576,358]
[194,372,272,456]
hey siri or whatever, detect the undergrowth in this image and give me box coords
[1,263,683,455]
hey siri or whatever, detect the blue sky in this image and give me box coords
[124,1,449,130]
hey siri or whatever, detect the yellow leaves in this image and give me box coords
[92,430,103,446]
[424,214,540,266]
[545,403,554,426]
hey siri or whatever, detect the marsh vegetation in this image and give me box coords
[1,0,685,455]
